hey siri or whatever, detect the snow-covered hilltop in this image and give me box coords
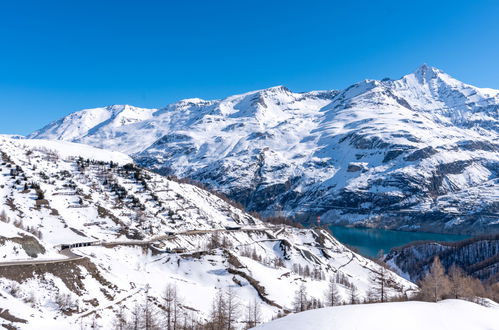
[255,299,499,330]
[29,65,499,234]
[0,137,415,329]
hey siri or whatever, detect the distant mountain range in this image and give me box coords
[29,65,499,234]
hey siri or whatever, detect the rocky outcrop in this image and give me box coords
[0,236,45,258]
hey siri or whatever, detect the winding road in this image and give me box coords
[0,226,276,268]
[0,248,84,267]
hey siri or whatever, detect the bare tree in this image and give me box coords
[325,278,342,306]
[303,265,311,278]
[55,292,75,311]
[307,297,323,310]
[348,285,359,305]
[419,256,451,302]
[130,301,143,330]
[244,299,262,329]
[162,284,177,330]
[209,288,228,329]
[90,313,100,329]
[113,304,128,330]
[449,265,470,299]
[369,267,391,302]
[365,287,377,303]
[208,231,221,250]
[293,283,308,312]
[143,285,159,330]
[225,287,240,330]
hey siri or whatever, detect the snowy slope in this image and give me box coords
[0,137,415,329]
[29,66,499,234]
[254,299,499,330]
[29,105,158,154]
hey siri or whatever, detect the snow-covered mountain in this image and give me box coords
[29,65,499,234]
[0,137,415,329]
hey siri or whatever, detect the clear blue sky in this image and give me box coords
[0,0,498,135]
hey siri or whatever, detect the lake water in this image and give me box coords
[328,225,470,258]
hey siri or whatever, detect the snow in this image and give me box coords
[9,138,133,165]
[0,137,417,329]
[26,65,499,232]
[255,300,499,330]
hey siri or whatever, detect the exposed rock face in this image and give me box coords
[29,65,499,234]
[347,163,368,173]
[0,236,46,258]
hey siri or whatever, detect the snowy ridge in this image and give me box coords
[29,65,499,234]
[0,137,415,329]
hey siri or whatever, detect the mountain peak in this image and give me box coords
[259,85,291,94]
[412,64,445,81]
[177,97,207,105]
[106,104,130,111]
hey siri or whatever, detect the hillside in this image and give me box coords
[254,299,499,330]
[0,136,416,329]
[384,235,499,283]
[29,65,499,234]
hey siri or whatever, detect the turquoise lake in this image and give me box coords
[328,225,470,258]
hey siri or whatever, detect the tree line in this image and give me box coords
[108,284,262,330]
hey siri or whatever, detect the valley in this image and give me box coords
[328,225,470,257]
[2,2,499,328]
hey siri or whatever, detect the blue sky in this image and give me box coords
[0,0,498,135]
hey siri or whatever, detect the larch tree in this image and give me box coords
[448,265,471,300]
[370,266,391,302]
[325,278,342,306]
[349,285,359,305]
[130,301,143,330]
[293,283,308,312]
[244,299,262,329]
[143,285,159,330]
[419,256,451,302]
[225,286,240,330]
[209,288,228,329]
[162,283,179,330]
[113,304,128,330]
